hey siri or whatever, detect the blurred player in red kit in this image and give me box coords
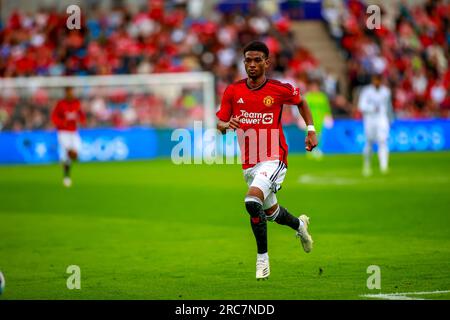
[51,87,86,187]
[216,41,318,280]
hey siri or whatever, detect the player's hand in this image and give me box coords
[228,116,241,130]
[305,131,318,152]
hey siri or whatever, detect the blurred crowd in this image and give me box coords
[0,0,326,131]
[0,85,207,131]
[323,0,450,119]
[0,0,449,131]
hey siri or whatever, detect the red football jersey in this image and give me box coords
[216,78,302,169]
[51,99,86,132]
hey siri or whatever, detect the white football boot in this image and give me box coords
[297,215,313,253]
[363,163,372,177]
[63,177,72,187]
[256,257,270,280]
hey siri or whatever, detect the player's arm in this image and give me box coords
[284,84,318,151]
[217,118,240,134]
[77,101,87,126]
[358,88,372,114]
[51,102,64,128]
[387,89,395,124]
[297,99,318,152]
[216,86,238,134]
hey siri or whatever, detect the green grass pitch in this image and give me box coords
[0,152,449,300]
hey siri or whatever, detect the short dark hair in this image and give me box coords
[308,78,321,86]
[243,41,269,58]
[372,73,383,81]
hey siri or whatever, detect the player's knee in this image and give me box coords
[246,186,264,200]
[245,196,262,217]
[265,205,280,222]
[244,196,265,222]
[68,150,78,161]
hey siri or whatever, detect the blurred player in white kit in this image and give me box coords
[358,74,394,176]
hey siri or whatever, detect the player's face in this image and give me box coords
[65,88,74,100]
[372,76,382,87]
[244,51,269,80]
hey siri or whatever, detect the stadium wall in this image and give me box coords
[0,119,449,164]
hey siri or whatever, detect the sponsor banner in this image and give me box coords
[0,128,158,164]
[314,119,449,154]
[207,119,450,157]
[0,120,449,164]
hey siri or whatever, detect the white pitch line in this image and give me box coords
[298,174,450,186]
[361,290,450,300]
[361,294,424,300]
[298,175,359,185]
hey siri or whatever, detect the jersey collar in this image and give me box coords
[246,77,268,91]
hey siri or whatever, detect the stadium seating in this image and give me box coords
[0,2,326,130]
[0,0,448,131]
[323,0,449,119]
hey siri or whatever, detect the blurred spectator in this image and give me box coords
[0,2,326,130]
[324,0,449,119]
[2,0,447,132]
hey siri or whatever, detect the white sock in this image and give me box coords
[257,253,269,260]
[363,141,372,168]
[378,141,389,172]
[298,219,304,228]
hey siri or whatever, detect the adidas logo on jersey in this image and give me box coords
[237,98,244,104]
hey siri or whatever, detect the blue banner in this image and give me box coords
[216,0,324,20]
[0,120,449,164]
[0,128,159,164]
[312,119,450,154]
[213,119,450,156]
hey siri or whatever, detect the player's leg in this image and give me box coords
[245,160,288,252]
[245,186,267,255]
[377,140,389,174]
[363,120,375,176]
[363,141,372,176]
[68,149,78,161]
[263,166,299,232]
[264,175,313,253]
[245,186,269,280]
[243,161,286,279]
[377,123,390,174]
[60,132,81,187]
[58,132,72,187]
[243,166,268,255]
[67,132,82,183]
[63,159,71,179]
[63,148,79,185]
[265,202,299,231]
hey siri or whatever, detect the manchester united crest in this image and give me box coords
[263,96,274,107]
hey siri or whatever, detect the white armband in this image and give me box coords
[307,125,316,132]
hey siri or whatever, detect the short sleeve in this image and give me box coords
[216,85,234,122]
[358,88,369,112]
[51,101,63,126]
[77,101,87,123]
[283,84,302,105]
